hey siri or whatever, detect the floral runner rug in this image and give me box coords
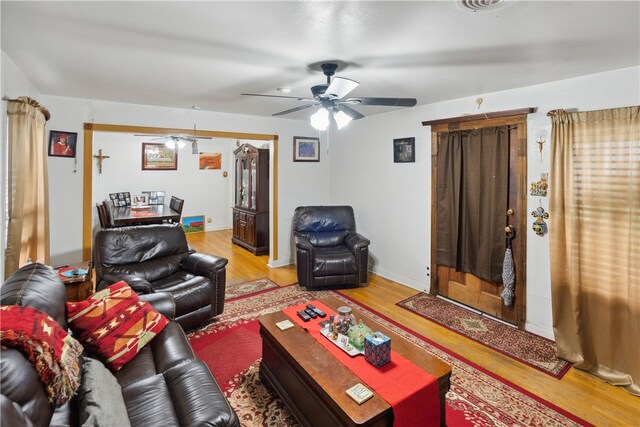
[189,284,589,427]
[397,293,571,378]
[224,277,279,301]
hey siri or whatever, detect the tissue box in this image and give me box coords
[364,332,391,367]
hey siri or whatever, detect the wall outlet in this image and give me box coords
[207,217,212,223]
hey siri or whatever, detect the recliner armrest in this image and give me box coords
[139,292,176,320]
[294,234,315,252]
[345,232,371,252]
[181,253,228,278]
[99,273,153,294]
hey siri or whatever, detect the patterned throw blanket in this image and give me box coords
[0,305,83,406]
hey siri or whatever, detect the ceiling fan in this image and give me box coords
[241,63,418,130]
[135,125,212,152]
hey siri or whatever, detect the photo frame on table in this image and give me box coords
[132,194,148,206]
[109,192,131,207]
[142,143,178,170]
[393,137,415,163]
[293,136,320,162]
[48,131,78,158]
[142,191,165,205]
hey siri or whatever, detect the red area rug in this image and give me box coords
[397,293,571,379]
[189,285,589,427]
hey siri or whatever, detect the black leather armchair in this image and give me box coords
[93,223,228,330]
[293,206,370,289]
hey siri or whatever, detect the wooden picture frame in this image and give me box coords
[48,131,78,158]
[142,143,177,170]
[393,137,415,163]
[293,136,320,162]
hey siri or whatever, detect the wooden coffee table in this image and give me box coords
[258,296,451,427]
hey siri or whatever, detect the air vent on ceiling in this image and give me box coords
[458,0,512,12]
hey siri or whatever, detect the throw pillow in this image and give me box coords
[66,281,168,371]
[78,357,132,427]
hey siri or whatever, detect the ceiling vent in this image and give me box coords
[457,0,512,12]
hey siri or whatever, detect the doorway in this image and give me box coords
[81,123,279,264]
[425,109,531,328]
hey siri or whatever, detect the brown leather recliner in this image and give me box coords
[293,205,370,289]
[93,223,227,330]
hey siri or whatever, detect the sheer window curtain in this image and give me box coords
[4,96,51,278]
[549,106,639,395]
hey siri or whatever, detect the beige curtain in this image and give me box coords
[549,106,640,395]
[5,97,51,278]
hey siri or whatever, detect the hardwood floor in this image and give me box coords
[187,229,639,427]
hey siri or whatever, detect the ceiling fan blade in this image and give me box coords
[343,97,417,107]
[338,105,365,120]
[325,77,359,99]
[242,93,316,102]
[134,134,212,141]
[272,103,319,116]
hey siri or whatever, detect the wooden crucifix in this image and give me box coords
[93,149,110,174]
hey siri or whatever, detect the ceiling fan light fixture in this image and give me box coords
[310,108,330,131]
[334,110,353,129]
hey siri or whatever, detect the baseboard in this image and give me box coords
[268,258,293,269]
[525,322,555,340]
[370,266,429,293]
[205,225,232,232]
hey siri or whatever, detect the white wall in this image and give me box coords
[38,95,331,267]
[329,66,640,339]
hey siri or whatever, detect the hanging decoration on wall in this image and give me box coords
[531,207,549,236]
[536,137,546,161]
[530,172,548,197]
[93,149,110,174]
[199,152,221,170]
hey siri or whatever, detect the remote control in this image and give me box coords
[305,308,318,319]
[306,304,327,318]
[297,310,311,322]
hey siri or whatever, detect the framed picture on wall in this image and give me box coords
[393,137,415,163]
[142,143,178,170]
[48,131,78,158]
[293,136,320,162]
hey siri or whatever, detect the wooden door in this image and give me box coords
[427,110,530,328]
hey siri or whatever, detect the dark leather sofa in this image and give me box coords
[0,262,240,427]
[293,205,371,289]
[93,223,227,330]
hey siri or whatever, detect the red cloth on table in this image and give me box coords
[283,300,440,427]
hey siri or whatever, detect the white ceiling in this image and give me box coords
[2,1,639,120]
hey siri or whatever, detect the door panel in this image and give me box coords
[432,121,526,327]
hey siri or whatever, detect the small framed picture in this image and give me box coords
[393,137,415,163]
[48,131,78,158]
[142,143,178,170]
[293,136,320,162]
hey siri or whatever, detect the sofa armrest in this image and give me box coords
[345,232,371,252]
[181,253,228,278]
[98,273,153,294]
[139,292,176,320]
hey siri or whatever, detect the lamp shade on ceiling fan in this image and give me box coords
[311,108,330,131]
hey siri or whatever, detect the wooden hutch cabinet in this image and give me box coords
[232,144,269,255]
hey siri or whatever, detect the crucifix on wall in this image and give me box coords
[93,149,110,174]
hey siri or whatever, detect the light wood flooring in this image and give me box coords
[187,229,639,427]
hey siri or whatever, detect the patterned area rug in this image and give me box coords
[225,278,279,300]
[190,285,588,427]
[397,293,571,379]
